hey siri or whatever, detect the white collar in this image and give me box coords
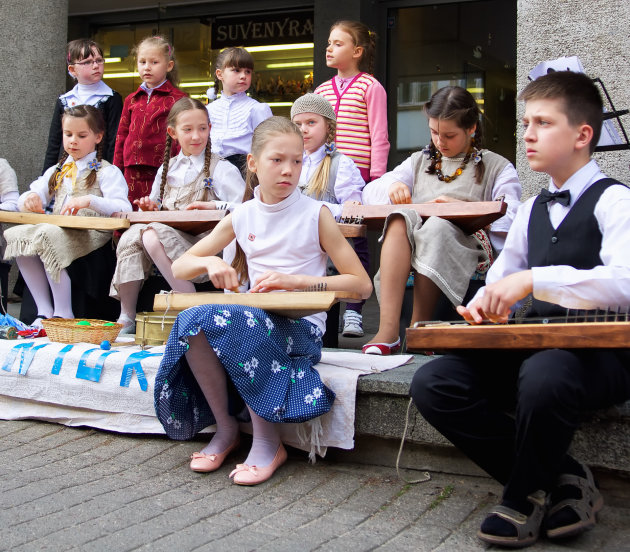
[65,151,98,172]
[254,186,301,212]
[303,144,326,165]
[140,79,168,95]
[220,91,247,103]
[172,151,206,173]
[548,160,604,205]
[60,80,113,100]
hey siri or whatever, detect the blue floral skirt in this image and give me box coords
[154,304,335,440]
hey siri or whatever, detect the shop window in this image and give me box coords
[94,11,314,118]
[387,1,517,166]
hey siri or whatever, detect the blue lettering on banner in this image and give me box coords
[2,343,35,372]
[76,348,121,383]
[19,344,49,375]
[51,344,75,375]
[120,351,162,392]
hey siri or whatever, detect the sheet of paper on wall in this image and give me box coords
[528,56,624,147]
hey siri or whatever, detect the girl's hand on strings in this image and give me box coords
[186,201,216,210]
[22,193,44,214]
[250,271,298,293]
[60,196,91,216]
[429,195,464,203]
[134,197,159,211]
[388,181,412,204]
[205,256,240,291]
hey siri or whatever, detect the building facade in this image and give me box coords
[0,0,628,199]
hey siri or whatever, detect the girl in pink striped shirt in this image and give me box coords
[315,20,390,183]
[315,20,389,336]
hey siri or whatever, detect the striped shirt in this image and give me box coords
[315,73,389,179]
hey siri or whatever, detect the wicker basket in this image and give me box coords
[135,312,177,347]
[42,318,123,344]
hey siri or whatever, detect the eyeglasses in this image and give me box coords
[72,58,105,67]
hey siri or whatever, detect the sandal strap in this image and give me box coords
[487,492,546,541]
[548,463,602,520]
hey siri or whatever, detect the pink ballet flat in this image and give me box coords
[189,437,240,473]
[362,337,401,355]
[229,443,288,486]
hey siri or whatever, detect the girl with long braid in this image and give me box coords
[4,105,131,327]
[111,98,245,333]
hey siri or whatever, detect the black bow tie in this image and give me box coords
[538,188,571,207]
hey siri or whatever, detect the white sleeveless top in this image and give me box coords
[231,188,327,332]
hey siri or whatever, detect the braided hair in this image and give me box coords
[48,105,105,195]
[303,119,337,200]
[424,86,486,184]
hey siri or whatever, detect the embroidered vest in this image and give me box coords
[160,154,221,211]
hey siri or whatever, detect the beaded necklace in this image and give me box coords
[432,144,473,183]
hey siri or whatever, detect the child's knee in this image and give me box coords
[141,229,159,251]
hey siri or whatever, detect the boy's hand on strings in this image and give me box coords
[429,195,464,203]
[457,270,533,324]
[204,256,240,291]
[388,181,412,204]
[134,197,159,211]
[250,271,298,293]
[60,196,90,216]
[22,193,44,214]
[186,201,216,210]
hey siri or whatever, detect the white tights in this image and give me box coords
[16,256,74,319]
[117,229,195,323]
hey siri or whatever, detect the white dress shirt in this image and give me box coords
[298,145,365,219]
[207,92,272,156]
[20,152,131,216]
[471,160,630,311]
[150,151,245,211]
[361,153,521,252]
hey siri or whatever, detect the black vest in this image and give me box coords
[527,178,623,318]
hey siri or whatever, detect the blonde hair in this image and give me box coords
[232,117,303,284]
[159,97,212,203]
[303,118,337,200]
[49,105,105,195]
[134,35,179,86]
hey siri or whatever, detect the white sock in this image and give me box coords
[244,407,281,467]
[118,280,142,322]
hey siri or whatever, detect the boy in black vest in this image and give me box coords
[410,70,630,548]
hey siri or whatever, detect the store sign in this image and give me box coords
[212,12,314,49]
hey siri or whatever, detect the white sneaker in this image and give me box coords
[342,310,364,337]
[117,314,136,335]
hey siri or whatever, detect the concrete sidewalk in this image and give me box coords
[1,419,629,552]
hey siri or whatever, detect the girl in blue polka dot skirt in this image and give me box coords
[154,116,372,485]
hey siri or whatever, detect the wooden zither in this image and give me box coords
[112,210,226,235]
[339,199,507,234]
[406,310,630,351]
[153,290,363,319]
[0,211,130,231]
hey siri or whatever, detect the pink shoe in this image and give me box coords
[229,443,288,486]
[189,437,240,473]
[362,337,401,355]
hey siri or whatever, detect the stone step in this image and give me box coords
[328,351,630,479]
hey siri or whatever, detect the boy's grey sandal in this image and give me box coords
[545,465,604,539]
[477,490,546,548]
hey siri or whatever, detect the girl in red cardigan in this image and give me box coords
[114,36,187,205]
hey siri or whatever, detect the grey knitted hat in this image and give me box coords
[290,93,336,122]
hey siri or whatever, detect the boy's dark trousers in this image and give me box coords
[411,347,630,501]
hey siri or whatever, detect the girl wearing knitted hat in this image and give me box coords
[291,93,369,337]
